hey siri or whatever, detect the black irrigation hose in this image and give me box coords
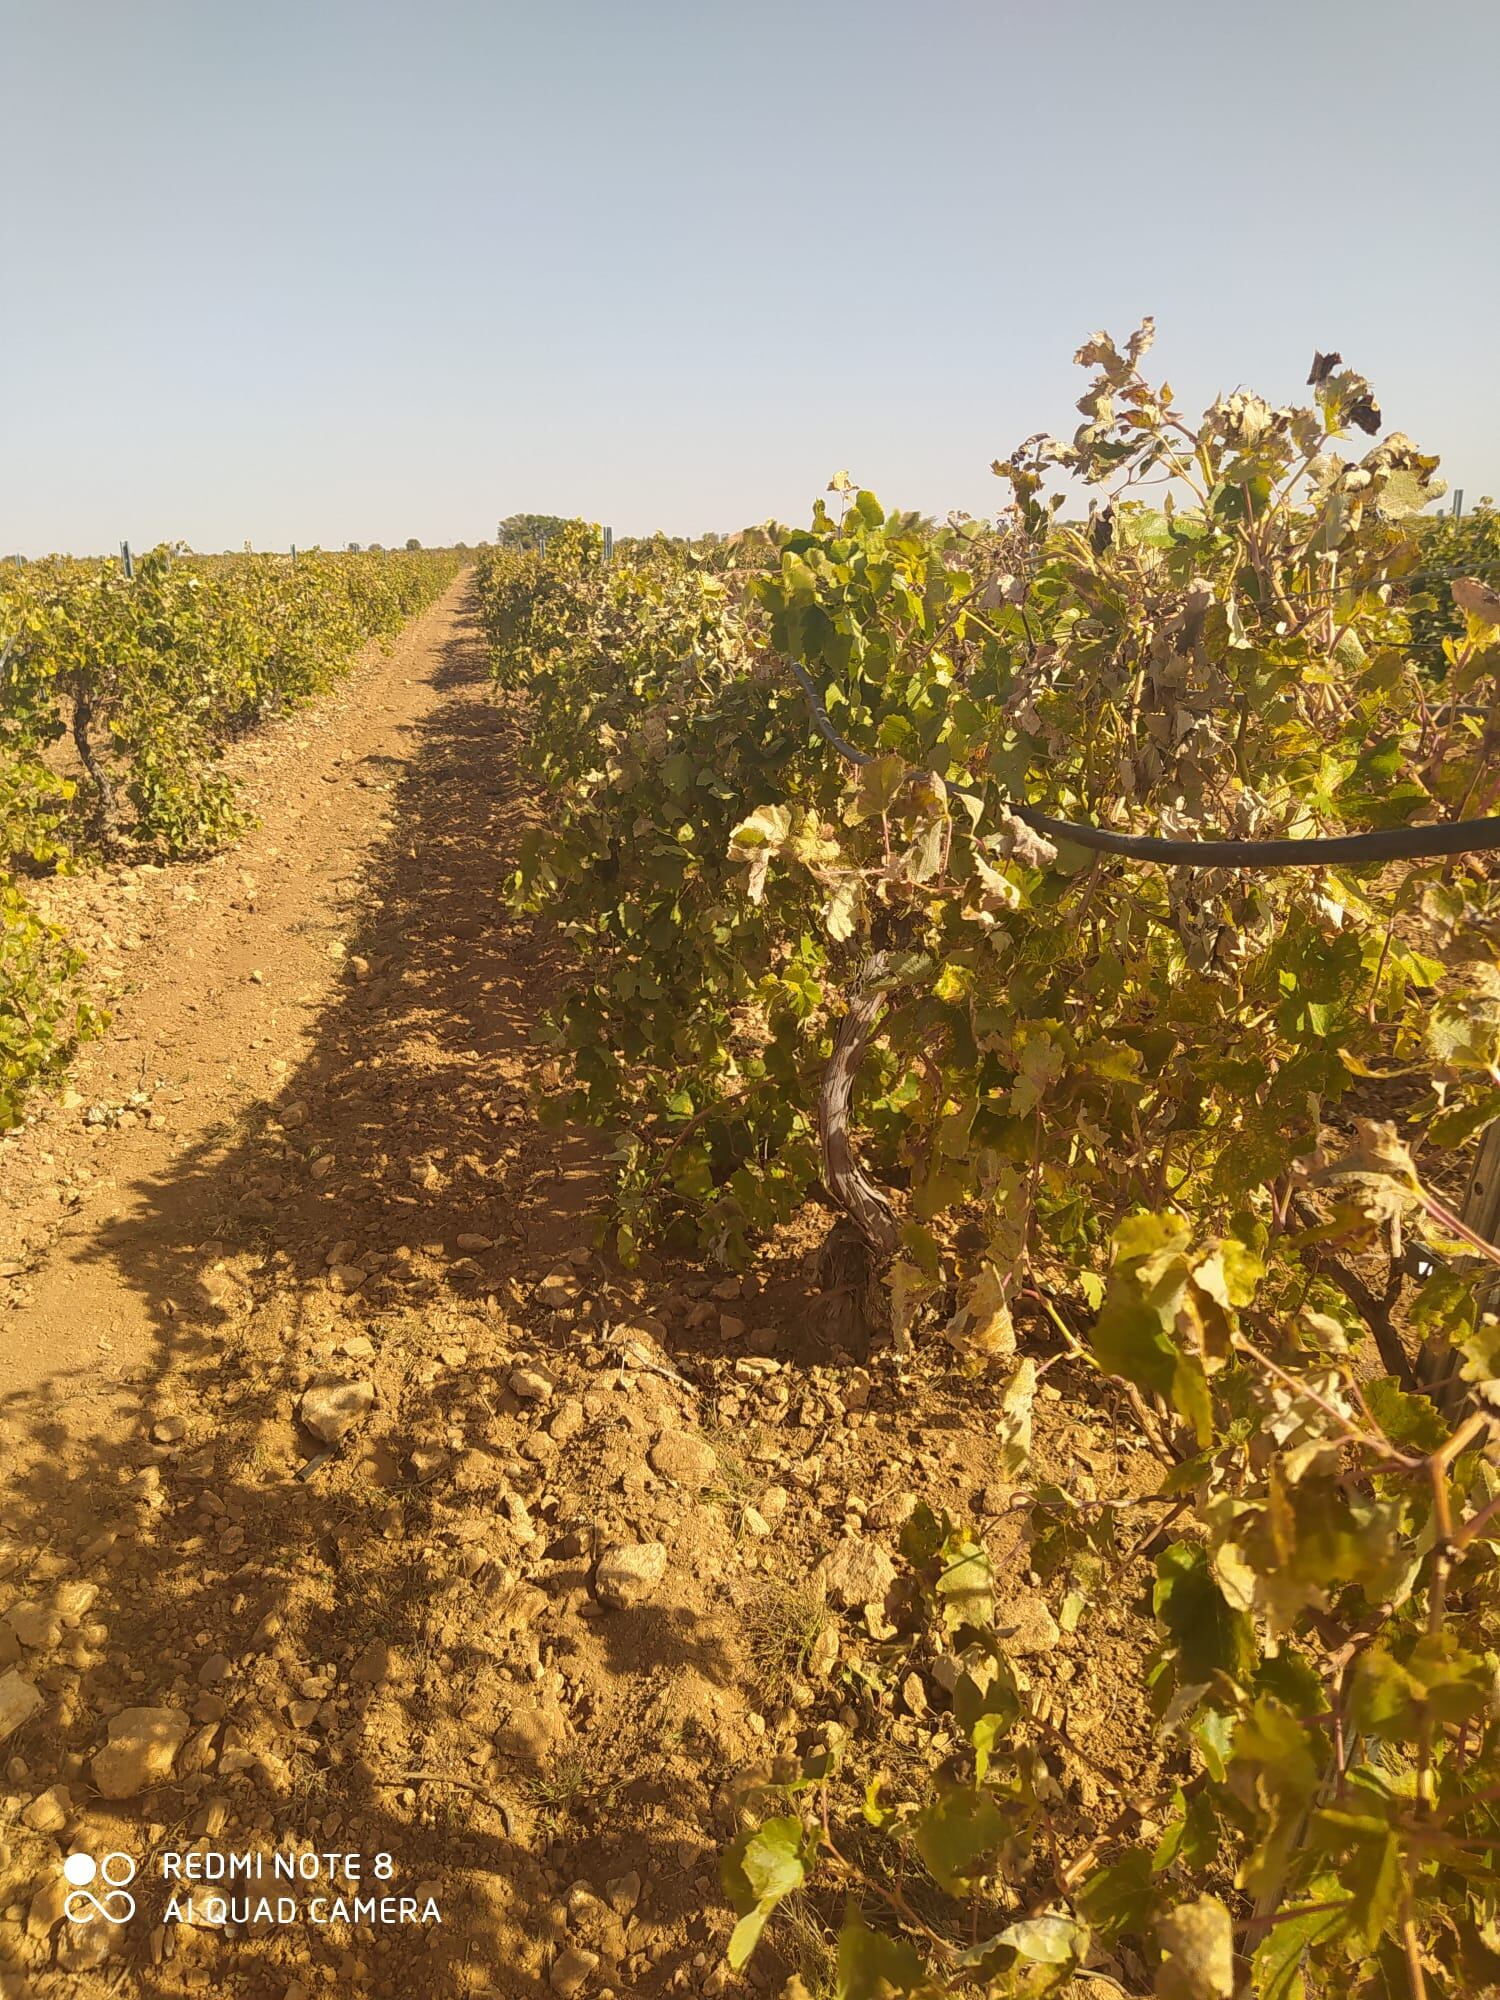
[785,658,1500,871]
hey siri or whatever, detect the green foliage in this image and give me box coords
[0,884,102,1129]
[1405,502,1500,678]
[722,1814,816,1968]
[720,1252,1500,1990]
[0,542,462,1123]
[495,512,573,551]
[474,331,1500,1300]
[0,543,462,860]
[475,330,1500,1993]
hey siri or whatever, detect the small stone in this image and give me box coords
[54,1581,98,1626]
[604,1869,642,1915]
[756,1485,789,1524]
[179,1722,220,1774]
[872,1488,919,1531]
[594,1542,668,1609]
[741,1506,770,1538]
[647,1430,717,1491]
[455,1233,493,1252]
[92,1704,191,1798]
[818,1536,897,1611]
[807,1622,839,1680]
[1000,1594,1060,1655]
[197,1653,231,1686]
[536,1269,581,1309]
[549,1398,585,1443]
[26,1875,67,1938]
[298,1378,376,1443]
[328,1264,367,1294]
[152,1416,187,1444]
[22,1783,71,1832]
[510,1367,553,1403]
[550,1945,600,1997]
[4,1603,60,1651]
[0,1670,43,1744]
[351,1640,395,1686]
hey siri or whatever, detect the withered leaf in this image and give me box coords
[1453,576,1500,628]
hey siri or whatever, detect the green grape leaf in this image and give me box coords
[912,1783,1006,1893]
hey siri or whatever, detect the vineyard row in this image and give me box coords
[469,329,1500,1997]
[0,544,462,1127]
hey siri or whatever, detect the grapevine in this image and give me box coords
[0,543,462,1125]
[477,326,1500,1995]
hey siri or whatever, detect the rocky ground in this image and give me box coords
[0,585,1161,1998]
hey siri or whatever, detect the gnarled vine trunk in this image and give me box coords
[70,686,115,834]
[815,950,899,1350]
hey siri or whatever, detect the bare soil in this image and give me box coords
[0,585,1163,1999]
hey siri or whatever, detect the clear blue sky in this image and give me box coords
[5,0,1497,554]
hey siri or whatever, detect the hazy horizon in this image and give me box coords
[6,0,1498,556]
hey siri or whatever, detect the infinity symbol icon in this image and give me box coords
[65,1887,137,1924]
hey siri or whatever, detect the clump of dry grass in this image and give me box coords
[740,1576,828,1699]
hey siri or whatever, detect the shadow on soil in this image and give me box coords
[0,598,788,1998]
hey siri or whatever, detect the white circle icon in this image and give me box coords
[63,1854,96,1887]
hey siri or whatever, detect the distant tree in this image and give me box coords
[405,537,421,550]
[496,513,570,551]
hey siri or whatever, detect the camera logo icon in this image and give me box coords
[63,1852,137,1924]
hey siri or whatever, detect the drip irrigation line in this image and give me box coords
[784,658,1500,871]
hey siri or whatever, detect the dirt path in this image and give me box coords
[0,588,1159,1999]
[9,587,531,1401]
